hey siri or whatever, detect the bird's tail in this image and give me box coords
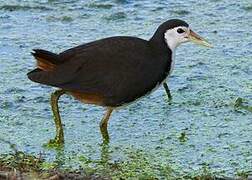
[31,49,60,71]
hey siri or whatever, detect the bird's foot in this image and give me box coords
[102,137,110,145]
[234,97,243,108]
[101,130,110,144]
[165,94,173,105]
[43,136,64,148]
[167,95,172,102]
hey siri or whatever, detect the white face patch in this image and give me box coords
[164,26,190,76]
[164,26,190,52]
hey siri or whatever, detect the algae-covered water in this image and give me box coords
[0,0,252,178]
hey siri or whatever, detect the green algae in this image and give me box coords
[104,12,127,21]
[0,0,252,178]
[0,137,250,179]
[171,10,191,16]
[242,5,252,11]
[178,132,188,143]
[88,3,113,9]
[0,5,52,11]
[234,98,252,113]
[46,16,74,23]
[0,146,247,179]
[0,147,218,179]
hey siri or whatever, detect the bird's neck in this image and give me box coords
[149,30,174,52]
[149,36,174,78]
[149,38,166,51]
[149,36,173,60]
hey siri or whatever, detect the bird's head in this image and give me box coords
[151,19,212,51]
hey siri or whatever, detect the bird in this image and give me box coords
[27,19,212,145]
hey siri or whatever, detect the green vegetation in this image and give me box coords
[234,97,252,112]
[0,139,249,179]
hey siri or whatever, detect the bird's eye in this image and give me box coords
[177,28,185,34]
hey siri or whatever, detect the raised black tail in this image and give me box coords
[28,49,61,84]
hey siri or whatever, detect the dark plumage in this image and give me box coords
[27,19,210,145]
[28,19,188,106]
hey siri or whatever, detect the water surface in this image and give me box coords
[0,0,252,177]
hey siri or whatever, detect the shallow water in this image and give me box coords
[0,0,252,177]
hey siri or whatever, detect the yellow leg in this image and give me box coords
[163,82,172,100]
[100,108,113,143]
[47,89,66,147]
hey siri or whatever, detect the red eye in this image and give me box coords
[177,28,185,34]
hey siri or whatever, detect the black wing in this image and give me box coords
[30,37,170,106]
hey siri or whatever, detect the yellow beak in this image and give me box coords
[188,30,213,48]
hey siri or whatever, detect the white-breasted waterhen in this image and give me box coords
[27,19,212,145]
